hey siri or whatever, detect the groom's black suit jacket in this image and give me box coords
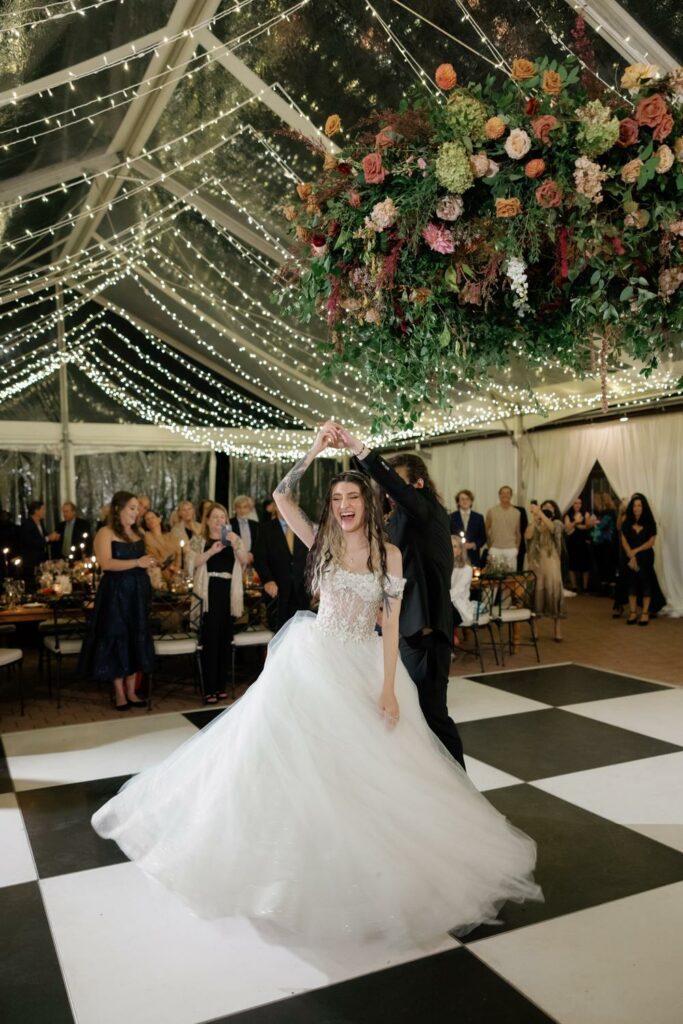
[356,450,454,642]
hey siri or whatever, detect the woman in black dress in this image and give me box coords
[80,491,156,710]
[621,493,664,626]
[191,502,248,704]
[563,497,594,592]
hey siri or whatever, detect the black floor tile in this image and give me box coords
[0,736,12,793]
[466,784,683,941]
[184,708,229,729]
[0,881,74,1024]
[459,708,680,780]
[17,775,131,879]
[210,947,555,1023]
[468,663,668,706]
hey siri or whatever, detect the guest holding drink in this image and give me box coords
[79,492,156,711]
[191,503,249,704]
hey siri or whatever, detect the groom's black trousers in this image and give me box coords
[400,632,466,771]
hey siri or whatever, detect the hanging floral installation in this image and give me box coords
[278,48,683,430]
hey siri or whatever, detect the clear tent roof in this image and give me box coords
[0,0,681,448]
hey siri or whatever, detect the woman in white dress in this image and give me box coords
[92,423,542,945]
[450,534,476,628]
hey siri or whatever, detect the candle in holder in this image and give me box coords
[79,542,85,556]
[12,557,21,580]
[2,548,8,575]
[69,545,76,564]
[179,539,186,573]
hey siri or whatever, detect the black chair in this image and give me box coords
[148,591,204,710]
[491,571,540,665]
[0,647,24,715]
[42,595,90,708]
[461,580,502,673]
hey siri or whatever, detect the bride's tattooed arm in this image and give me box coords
[272,422,340,550]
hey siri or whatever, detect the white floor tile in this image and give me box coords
[0,792,37,888]
[531,752,683,833]
[448,677,548,723]
[464,756,521,792]
[627,825,683,853]
[41,862,456,1024]
[3,714,197,791]
[470,882,683,1024]
[565,688,683,746]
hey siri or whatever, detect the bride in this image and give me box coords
[92,423,542,944]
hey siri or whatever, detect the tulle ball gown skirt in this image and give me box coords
[92,612,542,945]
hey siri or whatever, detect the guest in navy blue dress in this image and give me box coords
[80,491,156,711]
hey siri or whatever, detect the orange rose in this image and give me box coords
[525,158,546,179]
[495,197,522,218]
[635,94,668,128]
[531,115,560,145]
[324,114,342,137]
[305,199,321,216]
[621,158,643,184]
[375,128,395,150]
[511,58,536,81]
[435,63,457,91]
[282,204,297,222]
[653,114,674,142]
[542,70,562,95]
[295,225,311,242]
[485,116,506,140]
[323,152,337,171]
[296,182,313,201]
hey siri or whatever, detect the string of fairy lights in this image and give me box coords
[0,0,678,459]
[0,0,126,36]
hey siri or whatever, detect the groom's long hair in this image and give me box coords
[306,471,389,596]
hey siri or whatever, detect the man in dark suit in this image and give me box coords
[230,495,260,567]
[51,502,92,559]
[449,489,487,568]
[339,431,465,770]
[253,515,309,632]
[20,500,58,585]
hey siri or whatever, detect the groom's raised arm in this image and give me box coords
[353,447,430,524]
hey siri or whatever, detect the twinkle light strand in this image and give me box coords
[0,0,126,35]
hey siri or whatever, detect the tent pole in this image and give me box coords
[56,286,74,505]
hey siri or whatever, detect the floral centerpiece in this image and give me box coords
[279,52,683,429]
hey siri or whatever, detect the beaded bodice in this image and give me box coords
[315,567,406,643]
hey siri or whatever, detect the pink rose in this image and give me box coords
[422,223,455,254]
[362,152,386,184]
[348,191,361,208]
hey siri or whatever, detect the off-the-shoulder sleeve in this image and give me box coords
[383,574,407,600]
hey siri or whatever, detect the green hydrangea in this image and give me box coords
[576,99,620,156]
[435,142,474,194]
[444,90,488,142]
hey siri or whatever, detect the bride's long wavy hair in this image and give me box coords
[306,471,389,595]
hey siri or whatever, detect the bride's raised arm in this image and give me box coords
[272,421,339,550]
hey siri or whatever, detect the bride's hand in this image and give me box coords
[378,689,400,730]
[312,420,341,454]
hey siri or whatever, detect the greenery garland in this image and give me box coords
[277,55,683,431]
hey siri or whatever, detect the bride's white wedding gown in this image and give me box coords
[92,566,542,944]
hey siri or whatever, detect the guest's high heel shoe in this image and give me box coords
[115,702,130,712]
[127,699,147,708]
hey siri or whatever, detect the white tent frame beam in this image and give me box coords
[0,28,166,109]
[195,28,339,153]
[0,150,121,206]
[561,0,679,70]
[130,157,285,265]
[57,0,223,263]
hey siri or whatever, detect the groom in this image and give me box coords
[336,426,465,770]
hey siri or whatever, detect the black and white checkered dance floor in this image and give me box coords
[2,662,683,1024]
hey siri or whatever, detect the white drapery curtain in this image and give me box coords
[425,435,518,520]
[520,412,683,615]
